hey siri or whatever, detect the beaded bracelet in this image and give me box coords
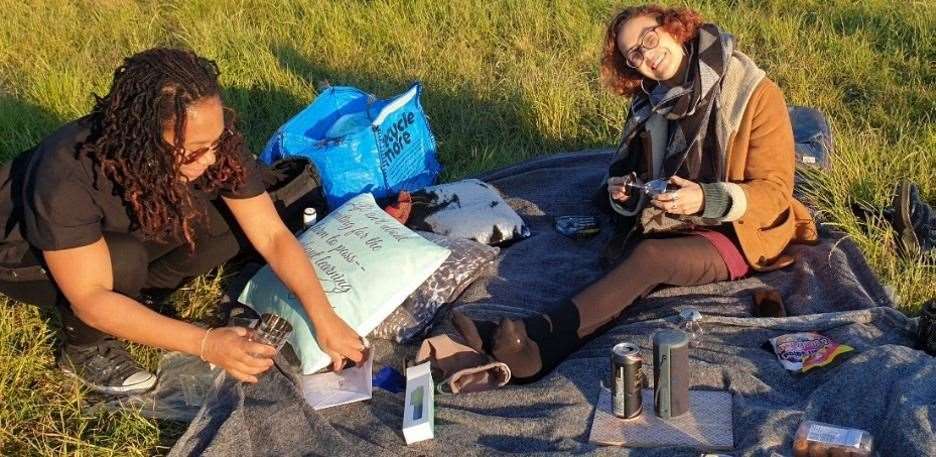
[199,328,214,362]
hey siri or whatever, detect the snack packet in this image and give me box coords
[768,332,853,373]
[793,420,874,457]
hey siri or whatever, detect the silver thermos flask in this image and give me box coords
[652,329,690,419]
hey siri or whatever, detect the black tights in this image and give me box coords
[0,209,240,346]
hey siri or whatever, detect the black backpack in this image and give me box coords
[260,157,328,233]
[789,106,833,170]
[0,147,49,281]
[788,106,834,211]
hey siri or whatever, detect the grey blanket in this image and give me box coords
[169,150,935,457]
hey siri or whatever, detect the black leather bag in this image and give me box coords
[260,157,327,233]
[0,147,44,282]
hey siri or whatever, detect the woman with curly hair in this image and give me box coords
[455,4,818,383]
[0,48,365,394]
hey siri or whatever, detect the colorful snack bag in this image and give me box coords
[768,332,853,373]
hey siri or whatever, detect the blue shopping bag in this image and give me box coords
[260,82,442,209]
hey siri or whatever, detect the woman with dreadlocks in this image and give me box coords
[454,5,819,383]
[0,48,365,394]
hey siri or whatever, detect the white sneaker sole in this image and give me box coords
[61,366,157,395]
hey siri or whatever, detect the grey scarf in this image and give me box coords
[619,23,735,181]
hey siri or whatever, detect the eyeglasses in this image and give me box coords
[179,128,233,165]
[623,26,661,69]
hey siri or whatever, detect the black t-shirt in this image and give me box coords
[0,117,265,261]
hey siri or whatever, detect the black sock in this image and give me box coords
[452,310,496,353]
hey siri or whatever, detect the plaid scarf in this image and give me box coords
[623,24,734,181]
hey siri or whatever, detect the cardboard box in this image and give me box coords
[402,361,434,444]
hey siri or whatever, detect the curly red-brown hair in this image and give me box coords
[601,5,704,97]
[79,48,247,251]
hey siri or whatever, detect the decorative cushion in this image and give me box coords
[406,179,531,245]
[238,193,450,374]
[370,232,499,342]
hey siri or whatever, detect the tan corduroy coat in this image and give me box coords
[722,77,818,270]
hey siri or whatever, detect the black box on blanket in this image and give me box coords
[589,389,733,450]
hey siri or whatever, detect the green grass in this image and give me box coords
[1,0,933,454]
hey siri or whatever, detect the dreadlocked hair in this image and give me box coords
[78,48,247,250]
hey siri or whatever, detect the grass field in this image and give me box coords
[1,0,933,454]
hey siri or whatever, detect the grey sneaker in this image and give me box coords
[58,339,157,395]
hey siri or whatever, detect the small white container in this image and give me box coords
[302,207,318,228]
[793,421,873,457]
[402,361,434,445]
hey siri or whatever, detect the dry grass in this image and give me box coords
[0,0,933,454]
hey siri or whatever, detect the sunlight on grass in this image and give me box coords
[0,0,933,454]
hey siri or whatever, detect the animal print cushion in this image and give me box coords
[405,179,531,245]
[370,231,499,342]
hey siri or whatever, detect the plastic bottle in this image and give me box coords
[247,313,293,356]
[678,307,704,348]
[302,207,318,229]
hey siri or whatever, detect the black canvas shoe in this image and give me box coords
[890,179,919,254]
[889,179,936,255]
[907,185,936,253]
[919,299,936,356]
[58,338,156,395]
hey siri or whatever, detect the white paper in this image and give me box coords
[301,349,373,411]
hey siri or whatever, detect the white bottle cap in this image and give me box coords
[302,207,317,227]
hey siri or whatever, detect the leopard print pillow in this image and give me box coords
[370,231,499,342]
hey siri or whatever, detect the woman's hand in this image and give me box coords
[607,176,631,203]
[652,176,704,215]
[313,311,366,372]
[201,326,276,383]
[223,193,366,372]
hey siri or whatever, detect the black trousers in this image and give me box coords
[0,204,241,345]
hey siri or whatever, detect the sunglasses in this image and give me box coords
[179,127,234,165]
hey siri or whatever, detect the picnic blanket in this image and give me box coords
[169,150,935,457]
